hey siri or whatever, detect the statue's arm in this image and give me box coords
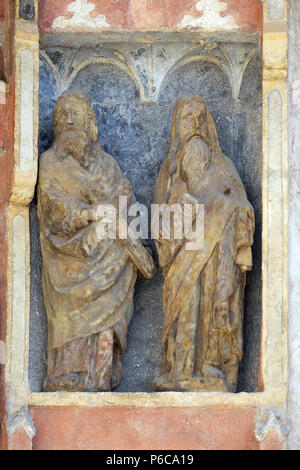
[37,155,96,236]
[39,183,97,233]
[221,155,255,272]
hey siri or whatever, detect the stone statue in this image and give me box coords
[152,94,255,393]
[38,90,155,392]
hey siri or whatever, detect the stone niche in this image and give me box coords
[29,31,262,393]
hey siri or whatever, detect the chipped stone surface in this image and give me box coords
[255,407,288,450]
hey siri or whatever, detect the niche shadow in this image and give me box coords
[29,53,262,393]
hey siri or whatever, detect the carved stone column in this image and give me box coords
[259,0,288,443]
[5,0,39,450]
[287,0,300,450]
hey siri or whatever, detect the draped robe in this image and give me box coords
[38,143,137,391]
[153,136,254,392]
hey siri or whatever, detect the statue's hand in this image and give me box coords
[87,207,101,222]
[236,246,252,272]
[87,203,116,224]
[238,264,251,273]
[94,203,117,224]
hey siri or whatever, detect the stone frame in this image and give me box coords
[4,0,288,445]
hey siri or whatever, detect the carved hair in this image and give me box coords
[53,89,98,142]
[163,94,243,203]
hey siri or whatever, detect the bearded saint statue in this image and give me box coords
[152,95,255,393]
[38,90,155,392]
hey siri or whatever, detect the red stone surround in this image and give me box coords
[38,0,263,33]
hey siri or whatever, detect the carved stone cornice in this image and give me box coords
[40,31,260,104]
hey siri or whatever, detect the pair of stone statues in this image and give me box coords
[38,90,254,394]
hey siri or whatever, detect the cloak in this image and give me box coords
[153,95,255,380]
[38,144,137,351]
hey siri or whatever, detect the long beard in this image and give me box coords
[54,131,97,169]
[182,130,210,150]
[173,133,209,171]
[182,138,211,170]
[80,146,95,169]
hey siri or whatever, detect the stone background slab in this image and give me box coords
[29,47,262,393]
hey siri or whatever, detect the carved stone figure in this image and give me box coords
[152,94,255,392]
[38,90,155,392]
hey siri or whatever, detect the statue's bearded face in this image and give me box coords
[53,95,99,169]
[54,97,96,139]
[179,100,207,141]
[55,129,95,170]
